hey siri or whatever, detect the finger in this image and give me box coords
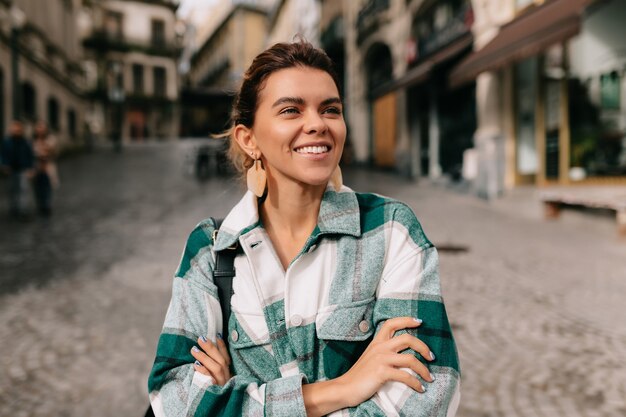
[198,336,228,368]
[390,353,434,382]
[191,346,228,385]
[192,360,211,376]
[377,317,423,340]
[388,333,435,362]
[215,335,231,366]
[389,368,427,393]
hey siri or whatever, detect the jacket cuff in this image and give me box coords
[264,374,308,417]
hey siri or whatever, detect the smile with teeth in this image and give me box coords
[294,145,329,154]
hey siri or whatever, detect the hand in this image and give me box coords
[335,317,436,407]
[190,334,232,385]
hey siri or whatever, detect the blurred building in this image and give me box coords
[267,0,320,46]
[329,0,626,195]
[340,0,475,180]
[451,0,626,196]
[0,0,85,146]
[180,0,321,138]
[180,1,269,137]
[81,0,181,143]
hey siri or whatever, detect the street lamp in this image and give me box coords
[10,4,26,120]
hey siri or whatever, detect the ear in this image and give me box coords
[233,124,259,158]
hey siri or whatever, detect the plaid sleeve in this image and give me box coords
[147,221,309,417]
[343,205,461,416]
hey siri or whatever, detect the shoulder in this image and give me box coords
[184,218,218,251]
[175,218,218,279]
[355,192,432,250]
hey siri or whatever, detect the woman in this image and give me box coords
[31,121,59,216]
[148,41,460,416]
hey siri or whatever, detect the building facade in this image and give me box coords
[181,2,269,137]
[0,0,85,147]
[181,0,322,138]
[81,0,180,143]
[452,0,626,196]
[339,0,476,181]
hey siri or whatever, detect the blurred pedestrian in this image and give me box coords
[31,121,59,217]
[0,120,34,219]
[148,41,460,416]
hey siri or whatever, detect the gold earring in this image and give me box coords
[247,158,267,197]
[330,165,343,190]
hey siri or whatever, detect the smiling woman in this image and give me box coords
[147,40,460,417]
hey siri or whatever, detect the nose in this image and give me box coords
[303,110,327,135]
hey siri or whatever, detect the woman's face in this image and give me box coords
[250,66,346,190]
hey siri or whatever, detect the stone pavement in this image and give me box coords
[0,143,625,417]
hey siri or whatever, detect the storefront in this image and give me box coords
[451,0,625,187]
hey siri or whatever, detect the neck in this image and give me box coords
[260,175,325,239]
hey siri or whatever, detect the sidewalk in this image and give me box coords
[0,150,624,417]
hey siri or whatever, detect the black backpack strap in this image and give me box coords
[210,217,238,349]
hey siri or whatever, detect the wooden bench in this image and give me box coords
[541,189,626,235]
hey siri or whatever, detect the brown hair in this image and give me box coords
[221,40,341,174]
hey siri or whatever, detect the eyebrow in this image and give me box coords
[271,96,342,108]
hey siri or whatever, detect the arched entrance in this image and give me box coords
[365,42,395,167]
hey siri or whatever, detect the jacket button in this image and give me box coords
[359,320,370,333]
[230,329,239,342]
[291,315,303,327]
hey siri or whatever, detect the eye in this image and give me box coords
[323,106,342,115]
[279,107,300,115]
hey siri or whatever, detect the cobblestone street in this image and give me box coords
[0,142,624,417]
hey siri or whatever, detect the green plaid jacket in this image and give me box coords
[148,186,460,416]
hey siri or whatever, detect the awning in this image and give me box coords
[450,0,592,87]
[371,33,472,98]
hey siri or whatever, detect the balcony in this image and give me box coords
[356,0,390,44]
[82,30,180,58]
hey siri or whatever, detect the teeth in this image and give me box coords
[295,146,329,154]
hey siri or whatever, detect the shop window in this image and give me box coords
[514,57,538,176]
[569,74,626,178]
[48,97,60,131]
[600,71,620,110]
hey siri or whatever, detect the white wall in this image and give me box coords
[108,0,176,43]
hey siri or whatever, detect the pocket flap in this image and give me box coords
[316,297,375,341]
[228,310,271,349]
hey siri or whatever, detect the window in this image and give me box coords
[21,82,37,121]
[67,109,77,140]
[132,64,144,94]
[600,71,621,110]
[104,11,123,39]
[107,61,124,99]
[47,97,60,131]
[151,19,165,48]
[153,67,166,97]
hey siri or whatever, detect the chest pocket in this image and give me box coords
[315,297,375,379]
[228,310,279,381]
